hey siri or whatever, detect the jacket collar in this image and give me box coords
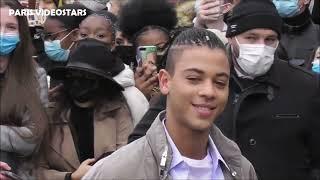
[49,97,124,169]
[282,9,312,33]
[145,111,172,179]
[209,125,243,179]
[234,60,281,89]
[56,97,123,123]
[146,111,245,180]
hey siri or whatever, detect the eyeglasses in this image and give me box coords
[154,41,170,55]
[39,29,69,41]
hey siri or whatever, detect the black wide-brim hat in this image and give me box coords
[48,38,125,91]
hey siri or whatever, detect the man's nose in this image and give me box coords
[198,80,216,99]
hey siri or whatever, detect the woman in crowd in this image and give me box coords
[77,10,117,49]
[114,23,131,47]
[77,11,149,126]
[38,3,91,89]
[38,39,134,180]
[308,46,320,73]
[119,0,177,100]
[0,0,48,179]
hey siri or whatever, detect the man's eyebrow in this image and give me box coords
[244,32,258,36]
[183,69,230,78]
[183,68,204,74]
[6,22,18,27]
[216,72,230,79]
[267,35,278,39]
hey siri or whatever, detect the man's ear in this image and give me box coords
[159,69,171,95]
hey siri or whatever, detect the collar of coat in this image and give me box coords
[48,96,124,124]
[145,111,244,179]
[282,8,312,33]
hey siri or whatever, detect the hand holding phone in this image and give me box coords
[136,46,157,66]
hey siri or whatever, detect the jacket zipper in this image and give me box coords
[159,145,168,180]
[231,83,271,140]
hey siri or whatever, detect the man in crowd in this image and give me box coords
[129,0,320,179]
[83,28,257,180]
[217,0,320,179]
[272,0,320,67]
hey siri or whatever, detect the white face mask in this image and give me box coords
[234,37,277,79]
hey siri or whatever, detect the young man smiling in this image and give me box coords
[83,28,257,180]
[129,0,320,179]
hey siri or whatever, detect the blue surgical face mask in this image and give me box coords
[0,33,20,56]
[44,31,74,62]
[272,0,300,18]
[312,59,320,73]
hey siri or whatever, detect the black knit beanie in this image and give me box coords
[225,0,282,38]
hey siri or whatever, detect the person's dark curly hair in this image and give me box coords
[118,0,177,39]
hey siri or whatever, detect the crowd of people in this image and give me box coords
[0,0,319,180]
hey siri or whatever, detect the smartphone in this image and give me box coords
[136,46,157,66]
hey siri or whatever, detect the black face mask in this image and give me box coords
[114,46,137,67]
[64,78,102,103]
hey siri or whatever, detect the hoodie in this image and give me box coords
[113,65,149,127]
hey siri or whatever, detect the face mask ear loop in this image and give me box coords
[68,42,75,50]
[60,29,75,43]
[60,29,76,50]
[232,36,242,59]
[275,41,279,49]
[234,36,241,47]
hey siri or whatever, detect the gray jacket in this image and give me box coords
[0,66,48,180]
[0,67,48,156]
[83,111,257,180]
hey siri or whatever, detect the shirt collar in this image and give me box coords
[162,119,184,170]
[162,118,229,171]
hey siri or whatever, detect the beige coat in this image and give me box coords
[83,111,257,180]
[38,97,133,180]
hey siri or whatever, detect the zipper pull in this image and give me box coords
[159,146,168,179]
[233,94,240,104]
[267,86,274,101]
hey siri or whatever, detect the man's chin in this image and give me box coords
[188,118,214,132]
